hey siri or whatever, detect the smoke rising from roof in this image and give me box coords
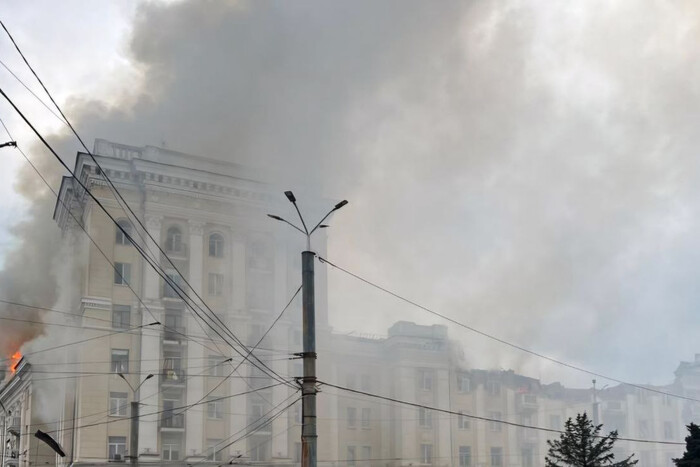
[3,0,700,385]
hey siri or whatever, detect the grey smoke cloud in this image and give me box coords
[3,0,700,386]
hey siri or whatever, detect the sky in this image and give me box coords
[2,0,700,389]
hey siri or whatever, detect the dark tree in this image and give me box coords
[545,412,638,467]
[673,423,700,466]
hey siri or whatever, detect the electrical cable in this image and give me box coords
[319,255,700,405]
[318,381,685,446]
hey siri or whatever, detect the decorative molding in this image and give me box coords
[81,296,112,312]
[145,215,163,231]
[188,220,206,236]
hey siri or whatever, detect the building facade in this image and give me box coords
[1,139,696,466]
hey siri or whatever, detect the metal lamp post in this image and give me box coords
[268,191,348,467]
[118,373,154,465]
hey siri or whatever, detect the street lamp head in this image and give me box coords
[284,191,297,203]
[318,224,330,229]
[117,373,126,381]
[334,200,348,210]
[267,214,283,221]
[145,374,154,381]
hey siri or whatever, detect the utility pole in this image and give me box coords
[268,191,348,467]
[119,373,153,465]
[592,379,599,424]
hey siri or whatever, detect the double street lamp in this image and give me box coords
[118,373,154,465]
[268,191,348,467]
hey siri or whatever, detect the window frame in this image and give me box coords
[109,392,128,417]
[347,406,357,428]
[209,233,224,258]
[420,444,433,464]
[459,446,472,467]
[114,262,131,285]
[166,226,183,252]
[208,273,224,296]
[108,436,127,461]
[207,398,223,420]
[111,349,129,374]
[112,305,131,329]
[115,220,132,246]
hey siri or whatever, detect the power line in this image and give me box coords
[0,57,66,124]
[0,19,288,387]
[318,381,685,446]
[318,255,700,405]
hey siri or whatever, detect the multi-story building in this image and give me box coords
[48,139,332,465]
[0,139,694,466]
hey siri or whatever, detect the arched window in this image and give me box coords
[115,220,132,245]
[209,233,224,258]
[166,226,182,252]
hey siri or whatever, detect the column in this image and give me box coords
[138,214,162,460]
[185,221,205,459]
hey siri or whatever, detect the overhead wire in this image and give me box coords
[318,381,685,446]
[318,255,700,405]
[0,19,288,387]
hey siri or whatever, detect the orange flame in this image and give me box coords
[10,351,21,374]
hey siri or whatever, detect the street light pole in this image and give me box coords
[268,192,347,467]
[119,373,153,465]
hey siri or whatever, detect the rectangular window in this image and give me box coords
[162,433,181,461]
[522,447,534,467]
[489,411,502,432]
[420,444,433,464]
[361,408,371,428]
[111,349,129,373]
[112,305,131,329]
[458,410,470,430]
[458,446,471,467]
[490,447,503,467]
[665,421,674,440]
[486,380,501,396]
[419,370,433,391]
[362,446,371,461]
[457,373,470,392]
[114,262,131,285]
[208,273,224,296]
[206,439,222,461]
[208,356,226,377]
[108,436,127,461]
[347,407,357,428]
[419,407,432,428]
[207,398,223,419]
[347,446,356,466]
[164,272,182,298]
[550,414,562,430]
[109,392,128,416]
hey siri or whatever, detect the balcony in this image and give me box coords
[6,417,20,436]
[163,327,187,343]
[517,394,538,411]
[161,369,186,385]
[4,453,19,467]
[161,413,185,430]
[164,243,188,260]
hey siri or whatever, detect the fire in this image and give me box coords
[10,351,21,374]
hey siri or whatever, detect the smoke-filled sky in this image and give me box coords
[2,0,700,388]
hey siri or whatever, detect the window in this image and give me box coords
[361,446,371,461]
[550,414,562,430]
[114,262,131,285]
[207,398,223,419]
[459,446,471,467]
[639,420,650,438]
[419,407,432,428]
[111,349,129,373]
[490,447,503,467]
[206,439,222,461]
[419,370,433,391]
[112,305,131,329]
[664,421,674,440]
[208,356,226,377]
[115,220,132,245]
[164,272,183,298]
[208,273,224,296]
[489,411,502,432]
[457,373,470,392]
[347,407,357,428]
[361,374,371,391]
[521,447,534,467]
[361,408,371,428]
[458,410,470,430]
[486,380,501,396]
[109,392,128,416]
[162,433,181,461]
[250,440,268,462]
[420,444,433,464]
[347,446,356,466]
[209,233,224,258]
[166,226,182,252]
[108,436,127,460]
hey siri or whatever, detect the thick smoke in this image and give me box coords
[3,0,700,386]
